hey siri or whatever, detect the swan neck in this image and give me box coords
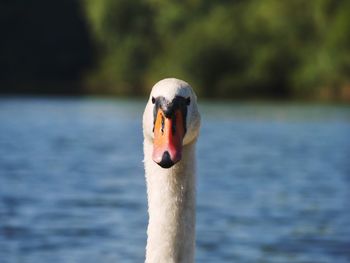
[144,140,196,263]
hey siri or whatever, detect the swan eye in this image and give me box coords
[186,97,191,105]
[152,97,156,104]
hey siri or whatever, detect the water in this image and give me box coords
[0,98,349,263]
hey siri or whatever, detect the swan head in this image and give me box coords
[143,78,200,169]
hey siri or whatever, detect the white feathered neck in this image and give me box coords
[144,140,196,263]
[143,78,200,263]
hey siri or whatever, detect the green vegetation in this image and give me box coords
[81,0,350,100]
[1,0,349,100]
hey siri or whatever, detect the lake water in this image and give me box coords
[0,98,349,263]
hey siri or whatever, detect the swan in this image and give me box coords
[143,78,201,263]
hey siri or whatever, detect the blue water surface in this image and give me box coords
[0,98,349,263]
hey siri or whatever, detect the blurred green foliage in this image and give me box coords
[2,0,348,99]
[81,0,350,100]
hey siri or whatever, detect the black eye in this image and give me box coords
[186,97,191,105]
[152,97,155,104]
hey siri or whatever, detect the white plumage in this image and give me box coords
[143,78,201,263]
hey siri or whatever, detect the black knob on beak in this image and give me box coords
[158,151,174,168]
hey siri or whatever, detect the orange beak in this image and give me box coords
[152,109,185,168]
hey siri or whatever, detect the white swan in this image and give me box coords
[143,78,201,263]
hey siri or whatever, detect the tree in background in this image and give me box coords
[83,0,156,96]
[1,0,349,100]
[82,0,350,100]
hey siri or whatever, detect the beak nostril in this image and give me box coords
[161,115,165,134]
